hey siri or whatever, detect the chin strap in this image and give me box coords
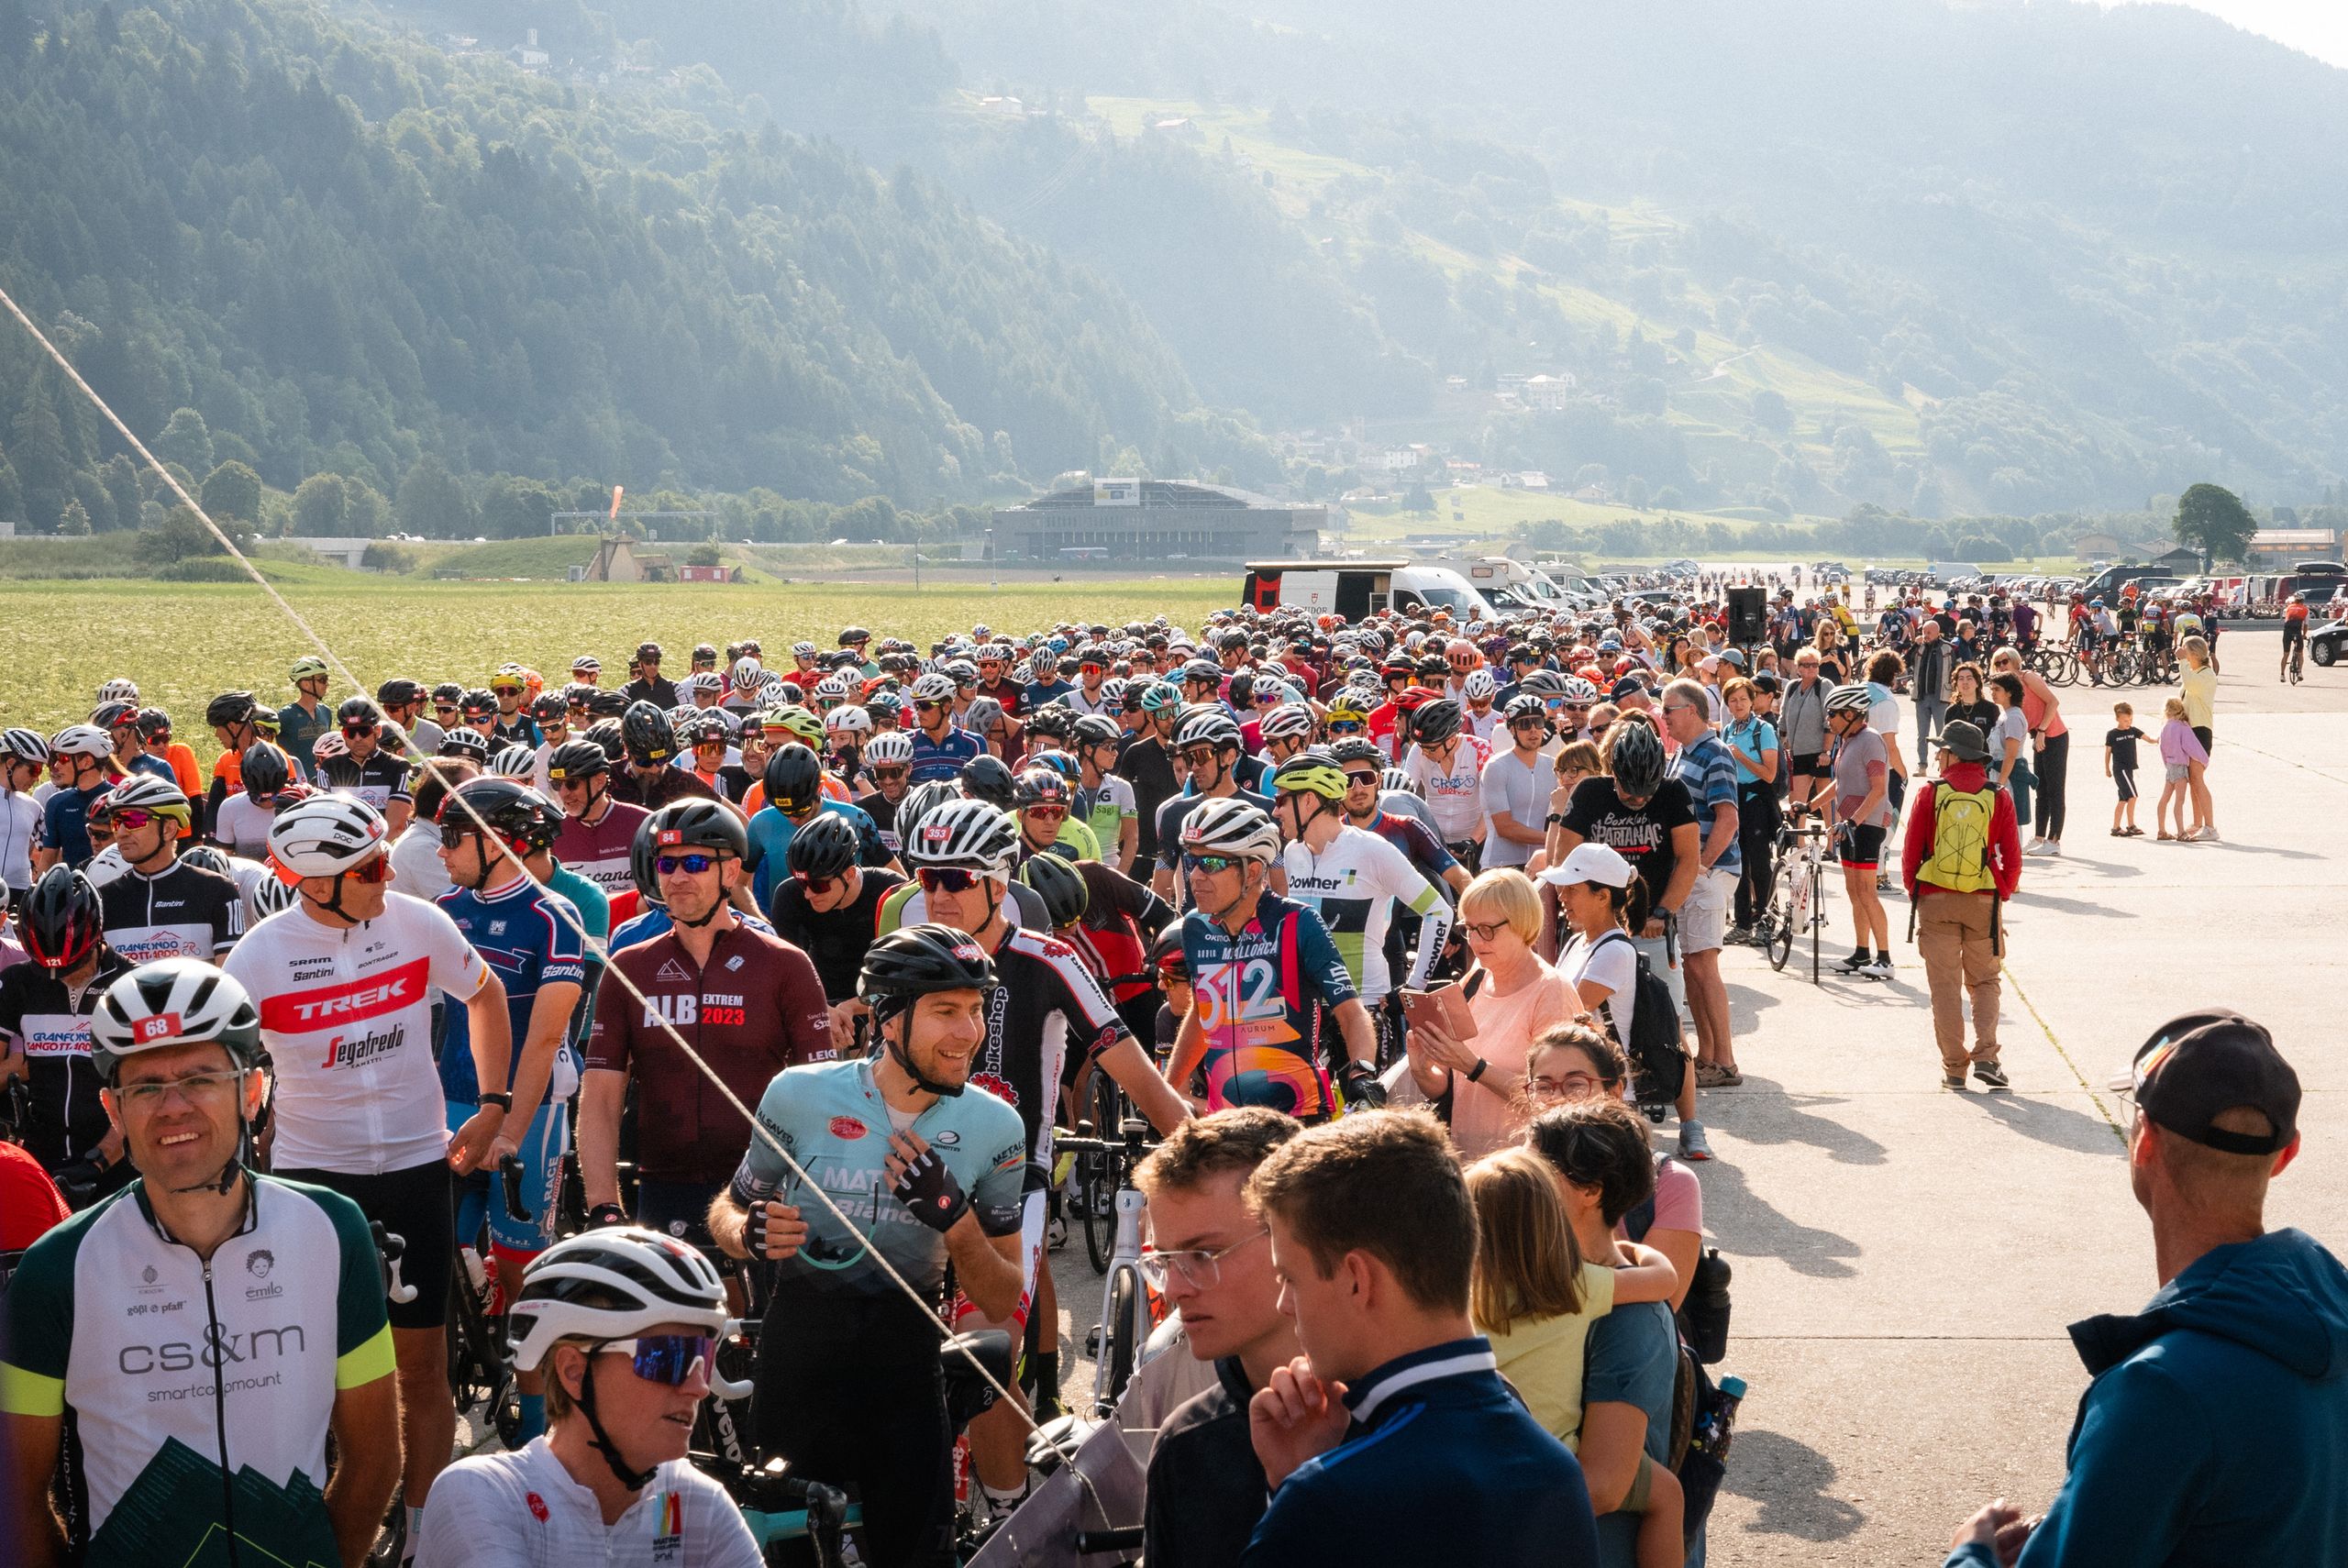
[300,877,362,926]
[880,1006,965,1099]
[576,1354,659,1492]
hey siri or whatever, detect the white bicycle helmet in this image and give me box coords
[825,704,872,736]
[863,730,914,766]
[490,744,537,779]
[911,672,957,704]
[1174,708,1241,752]
[791,640,819,659]
[1463,668,1499,702]
[97,678,140,706]
[1257,703,1314,742]
[310,731,350,763]
[104,774,194,828]
[269,794,390,877]
[812,676,849,703]
[730,657,764,692]
[505,1227,730,1375]
[1559,675,1600,704]
[1824,684,1873,716]
[90,957,264,1085]
[570,655,601,675]
[250,874,303,919]
[903,796,1019,876]
[676,671,722,701]
[2,727,50,765]
[1178,797,1282,864]
[49,724,113,760]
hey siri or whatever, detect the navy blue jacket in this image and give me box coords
[1946,1228,2348,1568]
[1241,1338,1600,1568]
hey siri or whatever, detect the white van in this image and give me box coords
[1243,559,1502,622]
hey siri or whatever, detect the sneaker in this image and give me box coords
[1837,948,1872,972]
[1973,1061,2011,1091]
[1727,923,1755,946]
[2040,841,2061,857]
[1677,1121,1714,1161]
[2022,836,2048,853]
[1859,955,1894,978]
[2198,827,2221,843]
[1942,1073,1967,1091]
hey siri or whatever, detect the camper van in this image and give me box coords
[1444,557,1576,614]
[1243,559,1502,622]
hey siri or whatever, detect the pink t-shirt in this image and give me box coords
[1448,962,1579,1159]
[1615,1156,1704,1242]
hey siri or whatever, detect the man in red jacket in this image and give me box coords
[1902,720,2022,1092]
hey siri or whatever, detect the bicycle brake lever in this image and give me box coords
[708,1320,756,1401]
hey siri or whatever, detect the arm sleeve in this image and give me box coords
[0,1226,75,1416]
[324,1189,397,1387]
[1041,944,1131,1062]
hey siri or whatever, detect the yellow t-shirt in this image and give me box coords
[1479,1261,1618,1449]
[2180,666,2216,730]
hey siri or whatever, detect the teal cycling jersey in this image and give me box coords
[726,1056,1025,1300]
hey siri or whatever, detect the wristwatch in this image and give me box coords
[477,1091,513,1112]
[1466,1057,1490,1084]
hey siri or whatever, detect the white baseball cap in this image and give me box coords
[1540,843,1636,889]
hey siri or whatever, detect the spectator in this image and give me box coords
[1900,722,2023,1092]
[1988,646,2066,857]
[1402,869,1578,1158]
[1239,1111,1600,1568]
[1946,1011,2348,1568]
[2176,635,2218,842]
[1660,679,1740,1092]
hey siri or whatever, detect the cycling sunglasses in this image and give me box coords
[110,808,163,833]
[1182,853,1242,875]
[342,856,392,884]
[915,867,983,894]
[1022,804,1068,822]
[1326,720,1365,734]
[656,853,723,877]
[601,1333,715,1387]
[794,870,837,894]
[1179,746,1222,768]
[914,700,946,712]
[341,720,377,736]
[437,823,482,850]
[869,765,909,783]
[1342,770,1379,787]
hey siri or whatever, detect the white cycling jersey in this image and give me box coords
[1279,823,1451,1000]
[416,1435,760,1568]
[214,791,276,859]
[223,892,490,1174]
[1403,736,1493,844]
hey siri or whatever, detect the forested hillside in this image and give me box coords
[0,0,1266,538]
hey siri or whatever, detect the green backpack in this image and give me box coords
[1923,782,1997,893]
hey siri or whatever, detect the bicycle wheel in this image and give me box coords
[1102,1268,1142,1410]
[1765,875,1794,970]
[2107,647,2137,685]
[1082,1076,1120,1274]
[1808,866,1824,986]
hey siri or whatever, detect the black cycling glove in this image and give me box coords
[1336,1059,1386,1112]
[586,1201,629,1230]
[891,1144,971,1234]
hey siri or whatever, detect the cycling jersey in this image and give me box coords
[212,790,275,858]
[584,920,835,1186]
[2,787,40,891]
[37,780,111,868]
[961,927,1129,1171]
[0,1175,395,1568]
[1279,825,1449,1000]
[316,750,413,813]
[729,1055,1025,1300]
[95,860,244,964]
[768,868,905,1001]
[906,725,982,785]
[417,1436,760,1568]
[434,876,587,1106]
[875,879,1047,935]
[1181,895,1357,1120]
[744,798,889,911]
[1082,773,1137,857]
[492,713,542,748]
[0,948,136,1172]
[1153,787,1278,877]
[553,800,649,926]
[222,893,492,1175]
[853,788,905,856]
[1403,735,1494,843]
[606,765,720,812]
[276,701,331,779]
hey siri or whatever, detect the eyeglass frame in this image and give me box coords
[1136,1227,1268,1292]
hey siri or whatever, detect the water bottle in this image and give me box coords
[1711,1375,1747,1461]
[460,1242,489,1301]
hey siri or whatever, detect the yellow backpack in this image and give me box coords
[1922,782,1997,893]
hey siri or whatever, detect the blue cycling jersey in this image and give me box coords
[745,798,889,911]
[906,727,982,785]
[609,905,774,954]
[1180,893,1357,1120]
[435,877,586,1106]
[727,1056,1026,1300]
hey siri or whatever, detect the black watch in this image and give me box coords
[477,1091,513,1112]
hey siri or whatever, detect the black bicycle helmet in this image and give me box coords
[1607,718,1667,798]
[859,922,997,1015]
[621,700,676,765]
[240,742,290,798]
[644,797,748,860]
[761,744,825,817]
[447,777,564,853]
[377,678,426,708]
[959,754,1018,810]
[1013,767,1074,811]
[1150,919,1188,982]
[545,739,610,785]
[585,689,632,721]
[895,778,960,849]
[205,690,260,728]
[1327,736,1383,769]
[1410,698,1464,747]
[22,867,103,970]
[1018,850,1090,929]
[1024,704,1075,745]
[782,812,858,883]
[337,696,382,728]
[461,687,499,723]
[581,720,626,763]
[1070,714,1122,749]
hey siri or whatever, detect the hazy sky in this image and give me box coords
[2112,2,2348,69]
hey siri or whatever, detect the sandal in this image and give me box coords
[1695,1061,1744,1088]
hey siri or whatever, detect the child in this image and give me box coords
[2105,702,2146,837]
[1466,1146,1684,1568]
[2154,697,2209,841]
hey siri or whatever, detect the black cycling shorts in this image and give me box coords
[277,1158,451,1331]
[1837,825,1888,869]
[1788,752,1826,781]
[637,1176,724,1253]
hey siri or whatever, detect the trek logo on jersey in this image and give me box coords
[320,1021,406,1072]
[260,956,429,1033]
[131,1012,185,1043]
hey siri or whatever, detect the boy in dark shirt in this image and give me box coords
[2105,702,2147,837]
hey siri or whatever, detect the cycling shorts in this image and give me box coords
[1837,825,1888,869]
[446,1099,565,1257]
[949,1185,1046,1339]
[275,1158,451,1331]
[1788,752,1827,781]
[637,1176,723,1253]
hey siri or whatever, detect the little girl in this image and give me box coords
[1467,1146,1685,1568]
[1534,739,1606,955]
[2154,697,2210,841]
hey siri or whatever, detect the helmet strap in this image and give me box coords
[880,1004,965,1099]
[576,1352,660,1492]
[302,875,361,926]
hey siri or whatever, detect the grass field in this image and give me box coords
[6,577,1238,766]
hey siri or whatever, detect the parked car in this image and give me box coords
[2309,616,2348,668]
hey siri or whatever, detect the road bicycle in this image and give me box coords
[1766,818,1833,985]
[1049,1117,1162,1415]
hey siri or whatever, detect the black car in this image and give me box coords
[2310,617,2347,668]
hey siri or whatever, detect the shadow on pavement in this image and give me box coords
[1691,1152,1866,1278]
[1971,1092,2124,1157]
[1717,1428,1867,1541]
[1710,1079,1888,1166]
[2007,890,2136,919]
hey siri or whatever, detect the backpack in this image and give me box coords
[1591,931,1687,1110]
[1922,780,1997,894]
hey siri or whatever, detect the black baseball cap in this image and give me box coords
[2125,1011,2300,1156]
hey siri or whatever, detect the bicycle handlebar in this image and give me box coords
[498,1153,532,1224]
[371,1220,419,1305]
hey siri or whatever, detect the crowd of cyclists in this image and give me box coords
[0,573,2277,1567]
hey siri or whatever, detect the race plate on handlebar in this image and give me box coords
[964,1413,1147,1568]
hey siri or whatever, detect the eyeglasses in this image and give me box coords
[795,871,837,894]
[600,1333,716,1388]
[915,867,983,894]
[552,775,594,791]
[343,856,392,883]
[1460,918,1513,941]
[341,721,376,736]
[1182,853,1242,876]
[115,1067,246,1110]
[1137,1228,1268,1292]
[655,853,722,877]
[1180,747,1222,768]
[1527,1070,1607,1099]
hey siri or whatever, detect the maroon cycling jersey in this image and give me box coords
[555,801,650,926]
[584,919,836,1184]
[607,765,720,812]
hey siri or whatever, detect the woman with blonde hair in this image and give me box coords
[1403,867,1578,1157]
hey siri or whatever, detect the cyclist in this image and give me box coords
[2,958,402,1568]
[316,696,415,834]
[906,673,982,783]
[280,656,335,778]
[1271,751,1451,1067]
[1070,713,1139,873]
[580,800,834,1249]
[418,1228,757,1567]
[623,642,680,710]
[32,725,116,874]
[709,923,1026,1568]
[2283,591,2309,683]
[744,744,892,914]
[92,778,242,966]
[1116,681,1183,871]
[0,869,136,1206]
[1164,798,1379,1121]
[434,778,588,1446]
[92,701,173,787]
[1152,708,1275,904]
[767,811,904,1019]
[203,690,286,828]
[855,728,917,856]
[487,667,540,747]
[224,793,515,1543]
[548,737,651,925]
[2,729,48,899]
[1331,736,1468,897]
[608,702,725,812]
[379,677,440,756]
[1011,765,1102,863]
[1401,697,1492,875]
